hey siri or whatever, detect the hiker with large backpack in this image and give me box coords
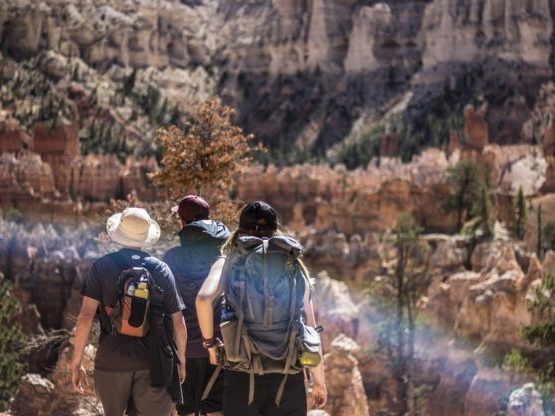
[196,201,327,416]
[163,195,230,416]
[71,208,187,416]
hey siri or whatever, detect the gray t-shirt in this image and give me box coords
[81,248,185,372]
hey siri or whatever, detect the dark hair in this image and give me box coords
[222,201,281,254]
[238,201,278,237]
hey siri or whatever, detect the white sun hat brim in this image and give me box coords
[106,212,161,249]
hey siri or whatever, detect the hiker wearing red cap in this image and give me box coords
[164,196,230,416]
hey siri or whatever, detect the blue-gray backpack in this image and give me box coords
[204,235,321,405]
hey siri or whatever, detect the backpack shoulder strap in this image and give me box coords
[108,251,135,271]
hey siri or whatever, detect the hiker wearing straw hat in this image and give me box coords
[163,195,230,416]
[71,207,187,416]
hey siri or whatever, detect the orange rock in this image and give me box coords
[70,155,122,201]
[447,130,461,157]
[379,133,399,157]
[540,156,555,193]
[0,115,33,154]
[32,122,79,194]
[543,119,555,156]
[0,152,57,204]
[121,157,159,202]
[463,105,489,151]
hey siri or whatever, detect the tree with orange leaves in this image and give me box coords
[149,98,264,226]
[149,98,263,199]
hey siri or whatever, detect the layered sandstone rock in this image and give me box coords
[507,383,545,416]
[11,341,100,416]
[50,340,100,414]
[344,3,393,73]
[70,154,122,201]
[32,121,79,195]
[543,121,555,156]
[427,240,536,348]
[421,0,552,70]
[463,105,489,151]
[419,349,478,416]
[303,231,382,282]
[1,0,552,153]
[464,368,525,416]
[120,157,158,202]
[0,152,56,204]
[312,271,360,349]
[0,112,32,154]
[237,150,457,235]
[540,157,555,193]
[496,148,547,195]
[11,373,55,416]
[0,221,89,329]
[320,335,369,416]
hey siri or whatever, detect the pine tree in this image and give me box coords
[443,160,485,231]
[169,103,182,127]
[537,205,544,259]
[525,271,555,345]
[514,186,528,240]
[471,183,493,239]
[123,68,137,97]
[157,97,169,125]
[375,215,430,415]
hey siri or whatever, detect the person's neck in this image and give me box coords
[119,246,144,252]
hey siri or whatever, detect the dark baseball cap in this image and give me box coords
[239,201,278,234]
[171,195,210,223]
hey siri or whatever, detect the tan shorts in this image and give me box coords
[94,369,172,416]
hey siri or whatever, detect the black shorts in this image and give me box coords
[176,357,224,415]
[223,370,306,416]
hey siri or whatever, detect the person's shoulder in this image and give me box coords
[143,255,174,277]
[159,246,186,268]
[191,219,230,240]
[162,246,184,262]
[87,252,118,277]
[90,252,116,268]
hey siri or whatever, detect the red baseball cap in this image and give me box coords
[171,195,210,223]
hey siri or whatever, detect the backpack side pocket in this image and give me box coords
[220,319,250,365]
[298,324,322,368]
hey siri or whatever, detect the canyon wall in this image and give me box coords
[0,0,554,155]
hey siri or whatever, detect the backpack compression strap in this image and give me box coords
[274,265,301,406]
[262,239,272,327]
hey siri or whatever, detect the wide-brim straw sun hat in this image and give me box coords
[106,207,161,248]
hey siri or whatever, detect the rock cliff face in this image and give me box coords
[0,0,554,156]
[0,152,56,203]
[420,0,552,70]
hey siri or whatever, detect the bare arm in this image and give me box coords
[304,288,328,408]
[196,256,227,341]
[171,311,187,383]
[71,296,99,393]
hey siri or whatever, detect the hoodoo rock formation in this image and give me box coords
[320,335,369,416]
[507,384,545,416]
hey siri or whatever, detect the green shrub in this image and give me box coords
[0,279,25,410]
[5,208,23,223]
